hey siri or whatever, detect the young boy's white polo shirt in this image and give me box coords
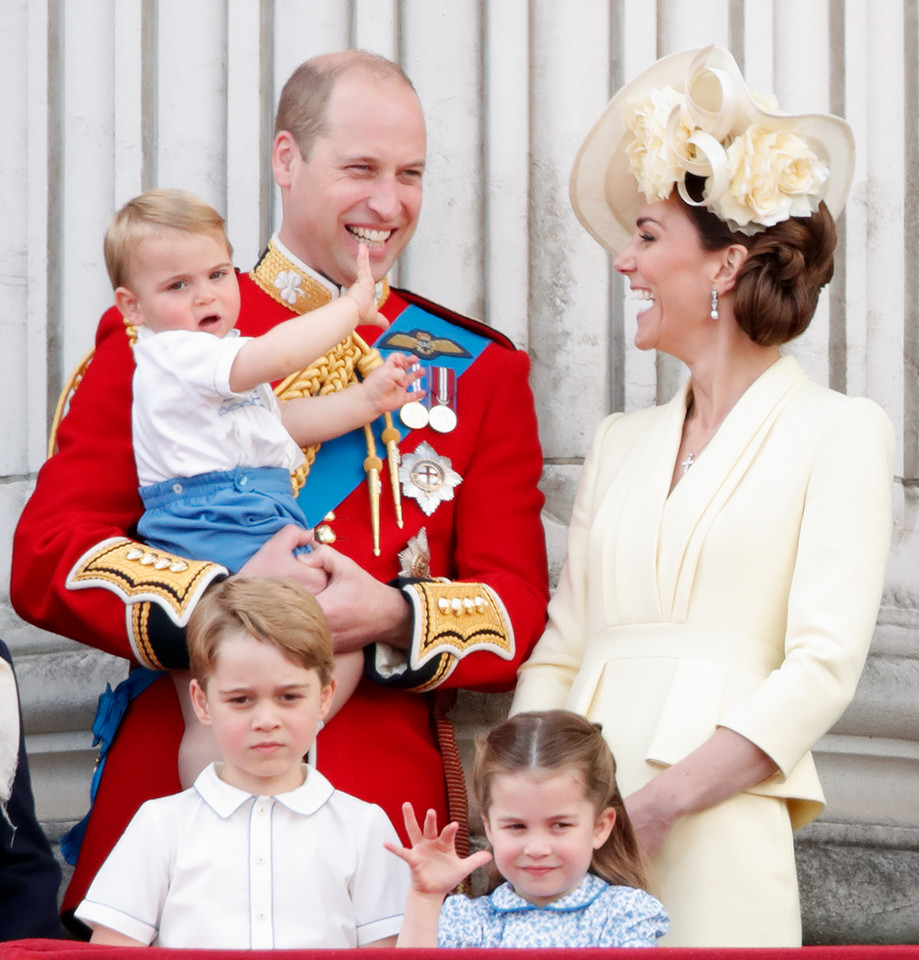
[75,762,408,948]
[132,327,304,487]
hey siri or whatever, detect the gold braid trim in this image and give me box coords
[124,318,140,347]
[48,347,95,459]
[401,580,515,691]
[407,651,458,693]
[250,240,390,315]
[65,537,227,666]
[131,602,162,669]
[48,319,140,460]
[274,335,367,494]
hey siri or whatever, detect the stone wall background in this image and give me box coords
[1,0,916,943]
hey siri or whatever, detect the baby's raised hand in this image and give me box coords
[384,802,492,896]
[345,242,387,329]
[363,353,425,415]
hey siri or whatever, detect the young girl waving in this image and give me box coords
[387,710,669,947]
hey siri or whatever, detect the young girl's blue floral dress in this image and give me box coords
[437,873,669,947]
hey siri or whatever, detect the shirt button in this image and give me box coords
[172,482,183,493]
[239,475,249,487]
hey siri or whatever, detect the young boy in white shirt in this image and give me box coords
[104,189,421,785]
[75,577,410,949]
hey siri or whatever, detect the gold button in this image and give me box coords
[314,524,337,545]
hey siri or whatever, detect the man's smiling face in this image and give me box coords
[274,69,426,286]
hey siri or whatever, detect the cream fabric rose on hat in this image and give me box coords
[625,86,691,202]
[720,127,830,229]
[570,45,854,254]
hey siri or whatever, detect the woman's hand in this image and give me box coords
[625,728,779,859]
[624,781,680,858]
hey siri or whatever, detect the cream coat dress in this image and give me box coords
[511,357,894,946]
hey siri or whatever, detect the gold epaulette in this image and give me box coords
[47,347,96,459]
[48,319,142,459]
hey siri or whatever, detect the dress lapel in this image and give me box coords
[660,356,808,618]
[596,385,690,623]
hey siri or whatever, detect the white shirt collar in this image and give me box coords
[135,327,240,342]
[193,761,335,818]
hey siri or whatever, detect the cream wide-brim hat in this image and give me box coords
[570,45,855,255]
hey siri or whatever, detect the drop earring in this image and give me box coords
[710,289,719,320]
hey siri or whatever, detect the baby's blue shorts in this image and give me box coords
[138,466,310,573]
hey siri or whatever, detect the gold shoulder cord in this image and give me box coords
[47,320,141,458]
[251,242,402,555]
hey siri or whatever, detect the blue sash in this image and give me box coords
[297,304,490,519]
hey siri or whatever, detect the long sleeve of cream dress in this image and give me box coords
[511,356,894,946]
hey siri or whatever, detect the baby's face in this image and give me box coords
[119,228,240,337]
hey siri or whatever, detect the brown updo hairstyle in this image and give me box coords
[472,710,650,893]
[681,174,837,346]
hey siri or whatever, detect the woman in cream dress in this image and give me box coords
[511,47,894,947]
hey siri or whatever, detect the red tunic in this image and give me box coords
[11,259,548,925]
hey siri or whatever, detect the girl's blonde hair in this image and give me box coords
[472,709,650,892]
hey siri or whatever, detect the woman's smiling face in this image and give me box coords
[613,194,725,358]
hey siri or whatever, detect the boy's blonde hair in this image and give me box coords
[188,578,335,688]
[104,188,231,289]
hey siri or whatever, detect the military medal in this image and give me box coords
[427,366,457,434]
[398,527,432,578]
[400,362,428,430]
[399,441,462,516]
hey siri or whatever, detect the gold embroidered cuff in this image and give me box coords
[66,538,227,666]
[402,580,515,689]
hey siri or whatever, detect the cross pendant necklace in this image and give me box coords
[680,395,719,474]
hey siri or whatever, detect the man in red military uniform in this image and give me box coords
[11,51,548,932]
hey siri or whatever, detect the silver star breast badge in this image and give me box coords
[399,441,463,516]
[398,527,431,578]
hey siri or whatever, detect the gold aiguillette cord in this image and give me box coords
[355,335,404,555]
